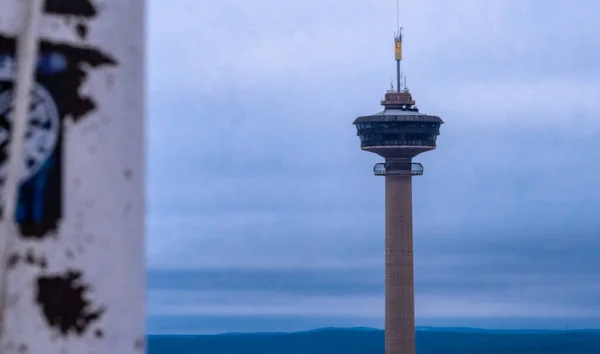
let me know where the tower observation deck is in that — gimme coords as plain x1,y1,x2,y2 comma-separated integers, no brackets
352,27,443,354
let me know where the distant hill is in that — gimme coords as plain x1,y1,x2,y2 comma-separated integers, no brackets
305,326,382,333
148,327,600,354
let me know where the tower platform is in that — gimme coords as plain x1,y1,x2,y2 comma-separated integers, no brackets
353,91,444,160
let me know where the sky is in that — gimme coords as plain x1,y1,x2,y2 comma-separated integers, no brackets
145,0,600,334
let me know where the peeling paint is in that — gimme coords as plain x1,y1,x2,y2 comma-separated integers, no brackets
35,270,105,336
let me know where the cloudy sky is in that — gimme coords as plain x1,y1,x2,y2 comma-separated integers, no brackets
145,0,600,334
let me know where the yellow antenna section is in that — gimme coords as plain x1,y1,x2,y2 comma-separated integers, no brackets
394,28,403,61
395,39,402,60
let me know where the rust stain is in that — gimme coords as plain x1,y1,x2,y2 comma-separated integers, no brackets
35,270,105,336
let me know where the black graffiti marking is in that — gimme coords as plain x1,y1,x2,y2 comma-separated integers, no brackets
36,270,105,336
6,253,19,269
0,36,118,122
6,250,47,269
44,0,98,18
0,34,117,239
75,22,89,40
25,249,36,264
24,249,48,269
39,256,47,269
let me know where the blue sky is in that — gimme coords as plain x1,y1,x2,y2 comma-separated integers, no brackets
145,0,600,334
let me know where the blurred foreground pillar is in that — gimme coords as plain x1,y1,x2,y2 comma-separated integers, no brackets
0,0,146,353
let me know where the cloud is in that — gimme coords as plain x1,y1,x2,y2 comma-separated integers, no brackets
146,267,600,332
147,269,382,295
148,290,382,317
146,0,600,331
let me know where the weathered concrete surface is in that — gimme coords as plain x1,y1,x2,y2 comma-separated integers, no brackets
0,1,145,353
385,173,415,354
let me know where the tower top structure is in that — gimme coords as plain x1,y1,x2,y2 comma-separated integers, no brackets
352,26,443,162
386,19,417,111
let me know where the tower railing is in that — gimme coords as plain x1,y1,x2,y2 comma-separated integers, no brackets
373,162,424,176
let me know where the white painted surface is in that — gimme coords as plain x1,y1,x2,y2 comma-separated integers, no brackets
0,1,146,353
0,0,44,342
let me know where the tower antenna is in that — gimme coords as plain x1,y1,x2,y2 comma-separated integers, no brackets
396,0,400,34
394,0,403,93
394,28,403,93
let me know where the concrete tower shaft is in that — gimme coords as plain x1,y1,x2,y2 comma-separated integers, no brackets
385,172,415,354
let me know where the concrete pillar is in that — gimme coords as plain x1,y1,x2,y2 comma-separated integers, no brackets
0,1,145,353
385,170,415,354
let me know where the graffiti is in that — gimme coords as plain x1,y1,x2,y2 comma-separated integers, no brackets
0,58,62,238
35,270,105,336
44,0,98,18
0,35,117,239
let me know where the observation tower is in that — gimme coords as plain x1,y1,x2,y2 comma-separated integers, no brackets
352,28,443,354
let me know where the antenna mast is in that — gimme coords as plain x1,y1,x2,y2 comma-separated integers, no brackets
394,0,403,92
396,0,400,32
